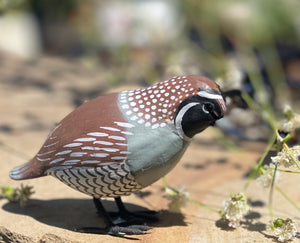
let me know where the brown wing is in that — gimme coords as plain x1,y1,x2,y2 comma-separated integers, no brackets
10,93,132,180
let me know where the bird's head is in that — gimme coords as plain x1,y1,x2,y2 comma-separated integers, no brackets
119,75,226,138
173,76,226,139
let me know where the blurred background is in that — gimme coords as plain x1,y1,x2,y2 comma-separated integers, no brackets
1,0,300,141
1,2,300,241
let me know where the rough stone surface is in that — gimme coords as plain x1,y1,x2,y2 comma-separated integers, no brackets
0,52,299,242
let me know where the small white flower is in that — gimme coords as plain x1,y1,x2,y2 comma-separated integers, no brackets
221,192,250,228
271,146,300,168
165,186,189,212
257,164,280,188
270,218,297,242
281,105,300,133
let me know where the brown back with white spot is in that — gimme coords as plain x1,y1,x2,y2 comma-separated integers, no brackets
119,75,220,128
10,93,130,179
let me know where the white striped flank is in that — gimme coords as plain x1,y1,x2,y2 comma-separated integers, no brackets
37,157,51,162
70,152,87,157
100,126,120,132
37,150,56,156
81,160,101,164
63,160,80,165
49,158,65,165
43,141,59,148
87,132,109,137
90,153,109,158
114,121,135,128
109,136,126,141
55,150,72,156
175,102,199,140
93,141,114,146
74,137,96,142
81,146,101,150
64,143,82,148
197,91,223,100
100,148,119,152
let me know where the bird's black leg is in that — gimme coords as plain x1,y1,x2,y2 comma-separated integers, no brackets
76,197,152,236
112,197,159,223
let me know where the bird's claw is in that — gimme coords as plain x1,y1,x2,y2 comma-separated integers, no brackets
108,210,159,223
76,225,152,236
108,225,152,235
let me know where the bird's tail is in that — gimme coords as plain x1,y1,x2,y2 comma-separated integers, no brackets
10,159,45,180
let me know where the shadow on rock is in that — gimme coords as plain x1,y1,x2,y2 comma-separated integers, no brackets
215,218,236,231
215,215,266,233
248,199,265,207
2,198,186,231
243,221,266,232
244,211,262,220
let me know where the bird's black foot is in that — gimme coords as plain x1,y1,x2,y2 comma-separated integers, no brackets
81,197,154,236
109,209,159,224
110,197,159,223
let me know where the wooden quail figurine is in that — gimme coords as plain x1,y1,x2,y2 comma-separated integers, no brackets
10,75,226,235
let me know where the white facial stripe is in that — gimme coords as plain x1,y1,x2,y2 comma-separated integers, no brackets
217,98,227,113
198,91,227,113
197,91,223,100
175,102,199,140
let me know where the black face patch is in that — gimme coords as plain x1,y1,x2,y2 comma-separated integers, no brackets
180,104,215,138
174,95,202,118
174,91,225,138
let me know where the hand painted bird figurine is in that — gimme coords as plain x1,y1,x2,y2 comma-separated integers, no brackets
10,75,226,235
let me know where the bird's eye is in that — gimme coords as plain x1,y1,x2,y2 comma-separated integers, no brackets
202,102,214,114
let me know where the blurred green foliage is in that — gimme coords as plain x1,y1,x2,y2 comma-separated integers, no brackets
0,0,26,13
0,184,34,206
1,0,299,110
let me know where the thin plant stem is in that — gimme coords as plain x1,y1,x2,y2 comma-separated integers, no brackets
264,167,300,174
275,186,300,212
163,177,168,189
243,132,277,191
268,163,278,217
189,199,220,214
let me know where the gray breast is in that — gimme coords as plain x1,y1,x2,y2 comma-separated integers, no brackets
125,123,189,187
118,90,190,188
